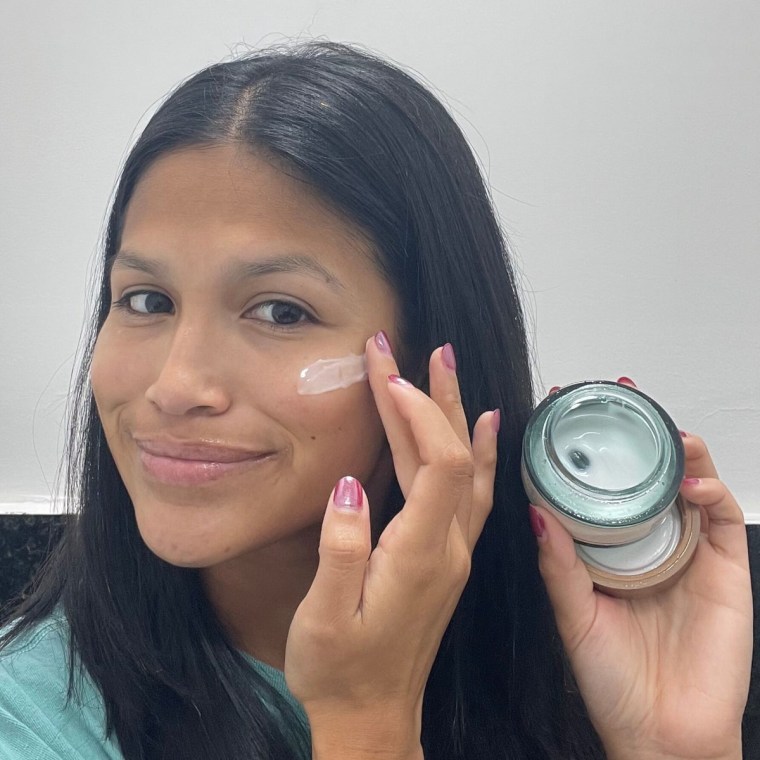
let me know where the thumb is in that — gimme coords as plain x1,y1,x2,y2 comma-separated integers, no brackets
304,476,372,621
530,504,599,654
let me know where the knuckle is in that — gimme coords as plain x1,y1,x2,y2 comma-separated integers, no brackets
295,612,339,646
684,434,708,455
407,551,471,589
412,561,440,586
320,530,368,565
443,388,463,411
479,445,498,470
439,441,474,484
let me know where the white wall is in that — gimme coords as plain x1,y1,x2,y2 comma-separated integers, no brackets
1,1,758,519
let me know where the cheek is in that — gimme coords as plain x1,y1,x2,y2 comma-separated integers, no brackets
90,327,154,414
283,380,387,469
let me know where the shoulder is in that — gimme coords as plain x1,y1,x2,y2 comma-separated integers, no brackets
1,607,68,664
0,610,73,701
0,610,122,759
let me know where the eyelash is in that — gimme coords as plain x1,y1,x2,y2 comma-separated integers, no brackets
111,290,317,331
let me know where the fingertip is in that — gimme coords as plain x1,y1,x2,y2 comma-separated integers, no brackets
388,374,414,388
441,342,457,373
472,409,499,447
528,504,547,542
530,506,587,574
375,329,394,356
682,432,707,455
321,476,371,562
332,476,365,513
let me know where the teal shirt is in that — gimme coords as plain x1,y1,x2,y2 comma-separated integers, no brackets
0,610,309,758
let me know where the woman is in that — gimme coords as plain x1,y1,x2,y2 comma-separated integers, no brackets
0,41,751,759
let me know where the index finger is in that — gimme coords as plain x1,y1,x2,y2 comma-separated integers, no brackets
383,375,475,552
428,343,472,453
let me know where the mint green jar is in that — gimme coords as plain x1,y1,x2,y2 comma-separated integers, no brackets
522,381,699,597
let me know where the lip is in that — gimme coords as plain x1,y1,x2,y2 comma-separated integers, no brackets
134,438,275,486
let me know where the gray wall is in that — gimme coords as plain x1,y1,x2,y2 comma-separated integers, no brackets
1,1,758,518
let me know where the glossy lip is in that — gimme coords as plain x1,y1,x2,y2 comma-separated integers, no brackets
134,437,276,486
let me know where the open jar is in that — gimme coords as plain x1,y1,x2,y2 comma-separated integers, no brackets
521,381,700,598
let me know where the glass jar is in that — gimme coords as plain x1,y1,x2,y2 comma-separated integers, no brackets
521,381,700,597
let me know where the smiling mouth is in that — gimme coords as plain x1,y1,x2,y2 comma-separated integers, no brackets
135,440,276,486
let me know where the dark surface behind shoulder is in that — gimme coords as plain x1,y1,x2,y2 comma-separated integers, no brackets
0,515,68,617
744,525,760,758
1,515,758,757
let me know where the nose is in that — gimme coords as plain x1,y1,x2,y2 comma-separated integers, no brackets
144,321,232,416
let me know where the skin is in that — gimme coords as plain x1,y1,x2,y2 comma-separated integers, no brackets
91,144,404,667
90,144,750,759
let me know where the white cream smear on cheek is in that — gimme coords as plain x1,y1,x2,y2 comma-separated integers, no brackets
297,353,368,395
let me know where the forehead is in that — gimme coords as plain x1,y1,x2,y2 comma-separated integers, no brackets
119,144,379,278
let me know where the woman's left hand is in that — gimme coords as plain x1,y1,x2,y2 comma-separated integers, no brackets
533,379,753,760
284,335,498,759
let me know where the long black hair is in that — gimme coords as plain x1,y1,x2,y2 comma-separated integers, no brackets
2,41,603,758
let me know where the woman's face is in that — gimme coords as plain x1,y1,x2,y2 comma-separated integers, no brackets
91,144,400,567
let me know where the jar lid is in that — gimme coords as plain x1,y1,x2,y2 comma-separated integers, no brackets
580,495,700,598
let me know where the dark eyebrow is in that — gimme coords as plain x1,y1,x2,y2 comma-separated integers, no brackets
109,250,346,291
232,255,345,290
108,251,168,279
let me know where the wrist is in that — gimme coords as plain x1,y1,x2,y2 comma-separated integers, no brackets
308,703,423,760
609,755,742,760
605,742,743,760
311,731,423,760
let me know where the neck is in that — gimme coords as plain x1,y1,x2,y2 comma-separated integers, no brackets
200,524,321,670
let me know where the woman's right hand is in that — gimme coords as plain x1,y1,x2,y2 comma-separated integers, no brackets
284,332,499,759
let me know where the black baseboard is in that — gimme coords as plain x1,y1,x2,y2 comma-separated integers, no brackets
2,516,759,756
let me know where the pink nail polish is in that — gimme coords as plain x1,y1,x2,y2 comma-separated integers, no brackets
682,477,700,486
491,408,501,434
617,376,636,387
548,386,560,395
679,430,689,438
375,330,393,356
442,343,456,372
334,476,363,510
529,505,546,540
388,374,413,387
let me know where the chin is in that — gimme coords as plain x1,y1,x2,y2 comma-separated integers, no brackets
139,532,234,568
130,500,243,568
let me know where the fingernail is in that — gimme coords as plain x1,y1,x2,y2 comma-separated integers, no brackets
491,408,501,434
441,343,456,372
375,330,393,356
529,505,547,540
617,376,636,387
388,374,413,387
680,430,689,438
548,386,560,394
683,477,700,486
334,476,364,510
